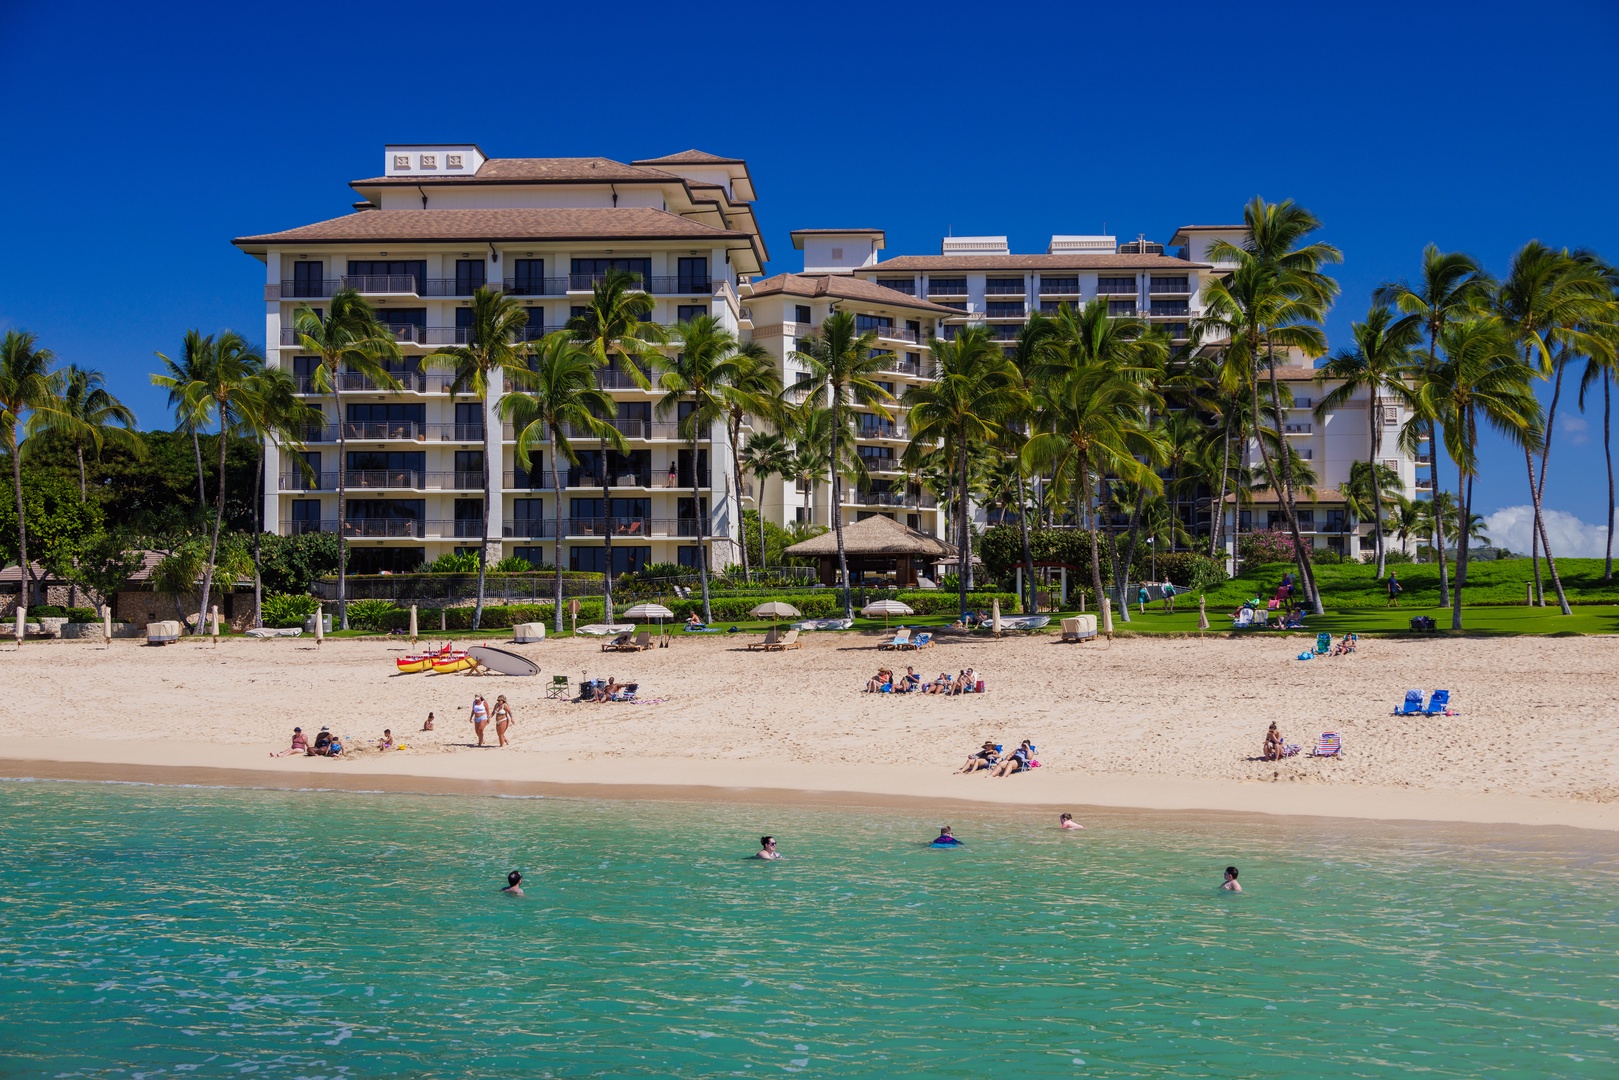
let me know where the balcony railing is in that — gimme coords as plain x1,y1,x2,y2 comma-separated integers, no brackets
594,368,664,390
280,519,487,539
301,422,486,443
1038,279,1080,295
281,279,342,299
983,281,1026,295
990,324,1022,341
1148,279,1191,294
1282,423,1313,435
880,356,935,378
875,279,917,295
501,517,710,539
278,470,484,491
566,274,712,293
290,372,461,395
875,325,920,344
1148,303,1190,316
926,280,968,296
856,421,907,440
279,326,477,348
503,469,713,490
843,490,938,509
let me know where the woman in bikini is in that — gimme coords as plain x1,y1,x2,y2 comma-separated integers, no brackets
470,694,490,746
1263,722,1286,761
492,695,514,747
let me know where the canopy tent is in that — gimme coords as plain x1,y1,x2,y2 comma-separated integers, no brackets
783,516,956,587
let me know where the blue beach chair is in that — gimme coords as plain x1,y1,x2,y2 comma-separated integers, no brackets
1424,690,1451,715
1394,689,1425,716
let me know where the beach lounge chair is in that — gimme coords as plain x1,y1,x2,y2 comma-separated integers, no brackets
601,632,634,652
1394,689,1425,716
629,631,653,651
877,627,911,650
907,631,934,650
747,628,780,651
765,629,801,652
1310,732,1342,757
1424,689,1451,715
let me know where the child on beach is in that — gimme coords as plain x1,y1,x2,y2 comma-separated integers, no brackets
422,712,435,732
377,729,396,751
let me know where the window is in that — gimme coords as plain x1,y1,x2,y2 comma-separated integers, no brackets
453,499,484,538
927,277,967,294
1238,510,1253,530
377,308,426,328
291,261,325,298
677,497,709,537
677,545,705,569
677,257,709,292
347,260,425,292
1148,301,1189,316
985,301,1025,318
455,402,484,440
513,546,549,567
571,258,651,287
345,499,425,524
453,451,484,489
1108,300,1137,316
855,314,894,336
454,307,476,340
677,304,706,323
906,320,920,340
984,277,1024,295
346,450,423,478
511,258,545,295
676,449,709,488
297,451,322,490
521,306,544,340
1097,276,1135,294
290,500,322,533
455,260,486,295
570,545,650,574
348,547,424,574
877,278,916,295
512,499,544,532
1039,276,1079,294
1148,276,1189,293
347,403,424,424
795,305,812,324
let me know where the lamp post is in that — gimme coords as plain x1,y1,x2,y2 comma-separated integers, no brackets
1148,536,1156,580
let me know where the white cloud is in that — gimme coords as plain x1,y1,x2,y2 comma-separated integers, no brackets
1483,505,1611,557
1560,416,1590,445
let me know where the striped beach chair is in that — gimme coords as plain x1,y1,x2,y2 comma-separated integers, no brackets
1310,732,1342,758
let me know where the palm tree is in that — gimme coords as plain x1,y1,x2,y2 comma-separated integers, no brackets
0,330,69,606
1577,260,1619,580
1202,199,1339,615
1376,246,1496,606
717,341,783,585
903,325,1021,615
784,429,830,535
42,366,140,498
652,315,752,623
1005,314,1060,612
153,329,217,512
500,332,626,634
1417,318,1542,628
739,430,791,577
427,286,536,631
1342,460,1405,554
292,289,403,629
568,269,665,622
1315,305,1421,577
1024,312,1164,616
1492,242,1613,613
1387,497,1425,557
152,331,265,631
788,312,895,619
235,365,321,627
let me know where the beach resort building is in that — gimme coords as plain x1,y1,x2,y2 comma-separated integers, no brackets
234,145,766,574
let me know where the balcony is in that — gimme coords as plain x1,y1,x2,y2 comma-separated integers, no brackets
989,324,1022,341
279,326,475,348
1148,302,1190,317
501,517,709,539
1038,278,1080,296
503,469,712,490
281,519,485,539
875,325,920,344
856,421,907,441
1148,278,1191,295
301,422,486,443
984,280,1026,296
290,372,460,395
566,274,712,294
502,276,570,297
926,280,968,297
843,490,937,509
278,470,484,492
1095,284,1137,297
880,355,935,378
594,368,664,391
875,279,917,296
1282,423,1313,435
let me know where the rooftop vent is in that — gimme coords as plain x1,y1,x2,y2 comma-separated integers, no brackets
1117,234,1165,255
941,236,1009,255
1047,235,1116,254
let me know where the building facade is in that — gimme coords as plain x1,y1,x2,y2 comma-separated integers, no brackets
235,146,766,575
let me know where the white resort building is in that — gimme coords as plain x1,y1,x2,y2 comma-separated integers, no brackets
237,146,1420,573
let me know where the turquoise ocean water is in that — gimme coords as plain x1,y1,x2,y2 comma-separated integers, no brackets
0,779,1615,1078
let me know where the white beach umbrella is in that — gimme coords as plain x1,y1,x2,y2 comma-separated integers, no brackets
750,600,802,630
861,599,914,629
625,603,674,631
991,597,1002,638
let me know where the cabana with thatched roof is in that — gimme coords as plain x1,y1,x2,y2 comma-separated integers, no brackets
784,515,956,587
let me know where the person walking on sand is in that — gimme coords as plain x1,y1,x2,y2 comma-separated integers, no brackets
492,695,514,747
1386,571,1402,608
470,694,490,746
1221,866,1242,892
1059,813,1084,830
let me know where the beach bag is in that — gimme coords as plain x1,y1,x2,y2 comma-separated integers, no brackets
975,680,985,693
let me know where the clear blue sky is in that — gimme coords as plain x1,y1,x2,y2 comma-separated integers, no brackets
3,0,1616,540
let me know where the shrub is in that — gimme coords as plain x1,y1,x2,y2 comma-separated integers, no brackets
1312,549,1343,566
1145,551,1226,591
426,551,481,573
1236,529,1297,569
262,592,320,628
27,605,67,618
346,598,400,631
492,556,534,574
938,573,961,591
65,606,99,622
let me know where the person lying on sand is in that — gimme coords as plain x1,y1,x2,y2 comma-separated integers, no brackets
271,727,308,757
1060,813,1084,830
990,740,1034,777
957,741,1000,774
754,836,782,860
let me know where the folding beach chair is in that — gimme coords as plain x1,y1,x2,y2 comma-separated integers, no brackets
908,632,934,650
546,674,570,700
1394,689,1425,715
1231,608,1254,629
1316,632,1332,655
1423,690,1451,715
1310,732,1342,757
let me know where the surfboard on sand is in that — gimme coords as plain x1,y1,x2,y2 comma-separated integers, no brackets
466,645,540,677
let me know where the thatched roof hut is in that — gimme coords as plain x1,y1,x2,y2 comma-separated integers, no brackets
784,516,956,586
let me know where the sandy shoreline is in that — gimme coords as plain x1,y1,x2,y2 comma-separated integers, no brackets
2,632,1616,833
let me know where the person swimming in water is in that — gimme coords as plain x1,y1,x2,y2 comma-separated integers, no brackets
931,826,962,847
1221,866,1242,892
1059,813,1084,830
502,870,524,895
755,836,781,860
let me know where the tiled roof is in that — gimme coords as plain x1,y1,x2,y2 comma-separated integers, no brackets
235,208,752,247
631,149,745,166
863,254,1209,271
1222,487,1346,504
783,514,956,557
746,274,961,315
352,156,682,186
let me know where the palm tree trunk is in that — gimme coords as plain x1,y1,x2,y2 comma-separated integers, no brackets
1250,359,1317,613
1369,396,1386,578
471,431,489,632
1263,355,1322,614
1532,359,1572,614
1451,434,1469,631
757,467,770,578
1208,412,1234,560
334,383,349,629
76,441,87,499
730,416,750,585
1085,462,1106,616
198,416,229,631
1606,371,1614,583
1116,484,1148,623
192,427,206,514
600,436,614,624
1014,468,1036,613
693,426,712,624
957,440,970,616
1529,453,1573,615
1423,328,1451,606
551,434,566,634
830,395,852,620
9,430,31,607
252,440,265,629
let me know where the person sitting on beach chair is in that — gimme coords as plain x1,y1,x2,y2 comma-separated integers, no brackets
901,666,923,693
926,671,953,695
1262,722,1299,760
957,741,1000,774
866,668,894,693
991,740,1035,777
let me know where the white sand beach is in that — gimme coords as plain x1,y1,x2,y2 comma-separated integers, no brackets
2,631,1615,830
